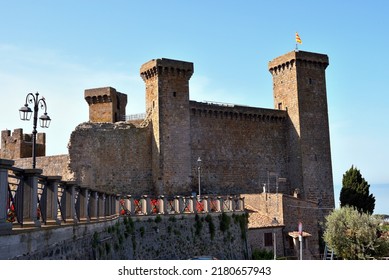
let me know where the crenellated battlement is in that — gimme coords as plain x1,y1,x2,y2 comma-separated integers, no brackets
140,58,194,81
84,87,127,123
269,50,328,75
0,128,45,160
190,101,287,123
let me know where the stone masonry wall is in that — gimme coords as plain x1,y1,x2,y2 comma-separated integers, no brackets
68,122,153,195
13,154,72,180
1,213,249,260
190,102,289,195
57,100,290,197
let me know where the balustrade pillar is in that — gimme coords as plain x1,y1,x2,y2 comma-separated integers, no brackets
188,196,194,213
141,195,149,215
105,194,111,218
45,176,61,225
193,196,198,214
78,187,89,223
0,159,14,234
110,194,116,218
98,193,105,220
89,191,98,221
226,197,233,212
158,195,165,214
109,194,116,218
126,195,134,215
237,197,245,211
202,196,209,213
215,196,221,212
64,182,77,223
21,169,43,228
219,197,225,212
115,195,120,217
174,196,181,213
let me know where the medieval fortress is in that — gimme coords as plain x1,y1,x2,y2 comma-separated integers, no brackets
1,50,335,259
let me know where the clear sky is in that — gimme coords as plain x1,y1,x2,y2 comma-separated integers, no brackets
1,1,388,210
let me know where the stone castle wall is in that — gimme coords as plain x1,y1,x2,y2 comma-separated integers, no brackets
13,154,72,180
59,101,291,197
68,122,153,195
189,102,289,195
2,213,249,260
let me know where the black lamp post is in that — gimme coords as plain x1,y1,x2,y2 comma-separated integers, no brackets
197,157,202,199
19,92,51,169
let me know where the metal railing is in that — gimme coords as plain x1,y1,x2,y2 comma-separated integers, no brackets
125,113,146,121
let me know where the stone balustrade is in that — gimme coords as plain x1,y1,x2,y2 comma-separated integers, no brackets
120,195,244,216
0,159,119,234
1,158,244,235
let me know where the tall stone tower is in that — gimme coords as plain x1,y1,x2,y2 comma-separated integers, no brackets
140,58,194,194
269,50,334,211
84,87,127,123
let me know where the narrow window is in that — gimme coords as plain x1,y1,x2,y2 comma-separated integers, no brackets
173,92,177,97
264,232,273,247
278,102,283,110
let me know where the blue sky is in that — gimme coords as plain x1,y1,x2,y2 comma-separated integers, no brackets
1,1,388,211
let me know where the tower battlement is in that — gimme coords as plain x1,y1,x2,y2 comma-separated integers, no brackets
140,58,194,81
84,86,127,123
268,50,328,73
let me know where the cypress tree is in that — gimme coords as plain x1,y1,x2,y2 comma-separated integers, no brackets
340,165,375,214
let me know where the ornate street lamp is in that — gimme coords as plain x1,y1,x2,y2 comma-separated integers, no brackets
19,92,51,169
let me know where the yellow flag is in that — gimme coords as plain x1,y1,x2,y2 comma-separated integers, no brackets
295,32,302,44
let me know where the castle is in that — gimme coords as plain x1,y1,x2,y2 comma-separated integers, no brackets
1,50,335,259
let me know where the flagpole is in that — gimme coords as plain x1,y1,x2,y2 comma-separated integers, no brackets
295,32,301,52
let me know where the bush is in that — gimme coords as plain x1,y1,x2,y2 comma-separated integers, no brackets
324,206,389,259
205,214,215,240
155,215,162,223
219,212,231,232
252,248,273,260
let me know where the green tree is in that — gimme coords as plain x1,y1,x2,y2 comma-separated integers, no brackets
323,206,388,259
340,165,375,214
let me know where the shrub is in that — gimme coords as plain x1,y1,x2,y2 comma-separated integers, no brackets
252,248,273,260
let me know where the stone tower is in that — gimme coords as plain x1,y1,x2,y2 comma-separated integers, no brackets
84,87,127,123
269,50,334,211
140,58,194,194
